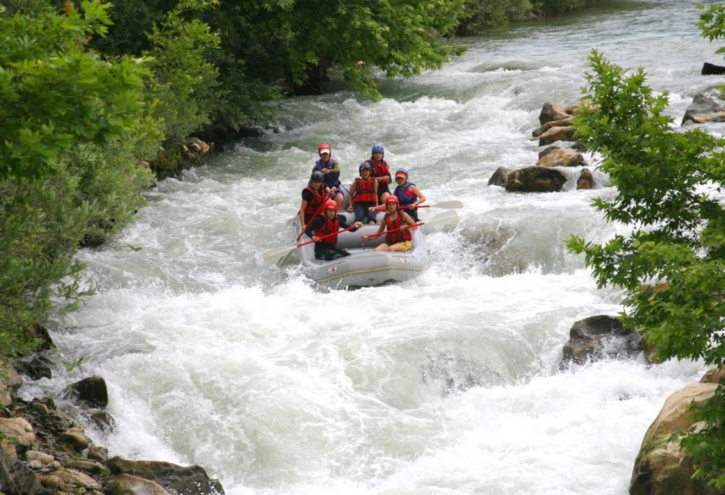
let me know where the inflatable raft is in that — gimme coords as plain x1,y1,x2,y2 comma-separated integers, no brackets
292,211,429,289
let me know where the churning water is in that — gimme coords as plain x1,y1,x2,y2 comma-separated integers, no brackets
21,1,725,493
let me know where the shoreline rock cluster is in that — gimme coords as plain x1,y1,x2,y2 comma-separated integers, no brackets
0,329,224,495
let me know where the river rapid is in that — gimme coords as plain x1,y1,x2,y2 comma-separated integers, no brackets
21,1,725,494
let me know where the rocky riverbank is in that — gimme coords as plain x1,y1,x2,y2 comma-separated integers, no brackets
0,327,224,495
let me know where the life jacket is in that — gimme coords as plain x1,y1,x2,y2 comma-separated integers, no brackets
315,215,340,245
353,177,376,203
394,182,416,208
385,214,412,244
314,159,341,188
304,185,326,217
366,159,390,183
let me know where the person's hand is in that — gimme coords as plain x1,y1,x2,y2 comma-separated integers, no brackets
362,235,369,241
322,168,329,173
354,221,363,228
347,205,353,212
400,225,407,231
312,236,320,242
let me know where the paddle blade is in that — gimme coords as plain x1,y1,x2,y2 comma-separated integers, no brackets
432,200,463,209
263,245,296,264
424,210,459,230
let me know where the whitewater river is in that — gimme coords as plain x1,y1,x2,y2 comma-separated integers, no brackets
21,0,725,494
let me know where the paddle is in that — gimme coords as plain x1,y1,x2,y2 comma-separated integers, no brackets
263,224,358,264
363,222,424,240
370,200,463,212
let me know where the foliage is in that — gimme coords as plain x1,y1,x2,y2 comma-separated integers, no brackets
0,0,150,181
697,2,725,57
567,50,725,487
143,0,221,160
457,0,533,35
533,0,589,16
0,1,157,359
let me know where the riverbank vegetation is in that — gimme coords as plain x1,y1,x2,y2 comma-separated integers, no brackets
568,5,725,488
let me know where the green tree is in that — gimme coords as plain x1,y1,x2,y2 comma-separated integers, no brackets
567,50,725,487
0,1,156,357
0,1,150,181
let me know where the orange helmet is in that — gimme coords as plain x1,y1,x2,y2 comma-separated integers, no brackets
324,199,338,210
318,143,332,156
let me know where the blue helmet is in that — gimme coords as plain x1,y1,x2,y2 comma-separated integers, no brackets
371,143,384,155
395,167,409,178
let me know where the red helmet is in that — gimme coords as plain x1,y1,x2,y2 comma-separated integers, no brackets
318,143,332,156
324,199,338,210
385,195,399,205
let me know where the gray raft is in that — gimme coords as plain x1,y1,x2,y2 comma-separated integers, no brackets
291,211,429,289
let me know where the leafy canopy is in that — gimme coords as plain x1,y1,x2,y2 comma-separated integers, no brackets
0,1,150,180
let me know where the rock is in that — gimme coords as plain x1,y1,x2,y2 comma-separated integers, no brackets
682,86,725,125
630,383,720,495
188,137,211,154
0,361,23,407
25,450,54,465
577,168,594,189
58,427,90,451
54,468,103,491
538,102,570,125
700,368,725,384
560,315,644,368
532,116,575,137
487,166,511,187
13,354,53,381
67,459,106,475
0,448,50,495
89,410,116,433
536,148,586,168
67,376,108,409
106,474,173,495
505,166,567,193
538,125,577,146
107,457,225,495
38,474,62,490
0,417,35,459
87,446,108,462
701,62,725,75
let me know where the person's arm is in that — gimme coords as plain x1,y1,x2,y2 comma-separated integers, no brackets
401,212,417,229
409,185,426,207
338,215,363,231
300,189,311,225
362,215,386,241
324,159,341,175
305,216,324,240
374,180,379,205
347,180,357,210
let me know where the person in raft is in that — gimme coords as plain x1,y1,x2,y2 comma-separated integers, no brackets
312,143,345,209
362,195,417,252
299,171,328,227
347,162,378,224
364,143,392,203
392,167,426,222
304,200,363,260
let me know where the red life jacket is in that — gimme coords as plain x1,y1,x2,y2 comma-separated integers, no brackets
367,159,390,184
304,186,326,217
353,177,376,203
384,214,411,244
315,216,340,245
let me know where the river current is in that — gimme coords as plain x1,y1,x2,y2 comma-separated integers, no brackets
21,1,725,494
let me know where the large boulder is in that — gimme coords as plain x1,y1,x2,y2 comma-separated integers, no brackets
681,86,725,125
630,382,722,495
487,166,511,187
107,457,225,495
0,449,51,495
536,147,586,168
67,376,108,409
538,125,577,146
560,315,644,368
505,166,567,193
538,102,571,125
0,418,35,459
